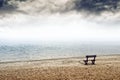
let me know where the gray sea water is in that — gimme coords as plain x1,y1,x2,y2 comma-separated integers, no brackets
0,42,120,62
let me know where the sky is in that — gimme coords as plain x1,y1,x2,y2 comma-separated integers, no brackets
0,0,120,44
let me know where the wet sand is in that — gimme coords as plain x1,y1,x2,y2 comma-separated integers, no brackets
0,55,120,80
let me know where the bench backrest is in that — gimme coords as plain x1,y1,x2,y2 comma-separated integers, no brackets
86,55,96,58
85,55,96,60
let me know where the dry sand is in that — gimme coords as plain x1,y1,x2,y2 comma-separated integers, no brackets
0,55,120,80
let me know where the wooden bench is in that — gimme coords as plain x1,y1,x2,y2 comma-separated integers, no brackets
83,55,96,65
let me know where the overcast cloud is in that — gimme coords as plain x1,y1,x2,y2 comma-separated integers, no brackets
0,0,120,43
0,0,120,17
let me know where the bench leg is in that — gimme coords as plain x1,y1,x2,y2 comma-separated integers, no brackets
85,61,88,65
92,61,95,65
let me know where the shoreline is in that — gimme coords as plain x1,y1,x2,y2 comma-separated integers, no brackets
0,54,120,64
0,54,120,68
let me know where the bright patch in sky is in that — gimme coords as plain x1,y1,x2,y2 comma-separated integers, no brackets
0,14,120,43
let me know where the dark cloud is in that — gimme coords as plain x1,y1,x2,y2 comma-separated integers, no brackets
0,0,4,7
0,0,67,16
1,0,120,17
0,0,27,18
73,0,120,14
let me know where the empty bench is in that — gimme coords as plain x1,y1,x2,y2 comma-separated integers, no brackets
83,55,96,65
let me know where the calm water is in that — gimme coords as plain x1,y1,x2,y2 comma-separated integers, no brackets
0,42,120,62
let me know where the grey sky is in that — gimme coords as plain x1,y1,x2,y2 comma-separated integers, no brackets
0,0,120,43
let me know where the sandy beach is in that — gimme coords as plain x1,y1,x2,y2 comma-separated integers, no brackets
0,55,120,80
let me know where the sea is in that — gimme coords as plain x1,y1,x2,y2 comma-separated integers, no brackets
0,42,120,62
